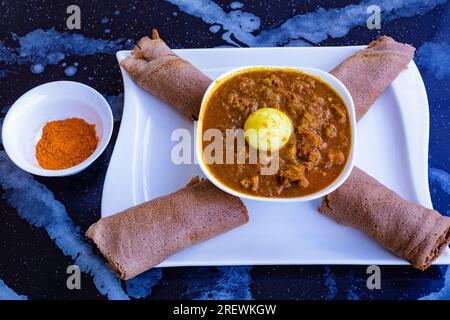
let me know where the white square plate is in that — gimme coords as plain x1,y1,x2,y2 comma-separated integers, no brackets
102,46,450,267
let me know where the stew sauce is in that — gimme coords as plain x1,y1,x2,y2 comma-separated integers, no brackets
201,68,351,198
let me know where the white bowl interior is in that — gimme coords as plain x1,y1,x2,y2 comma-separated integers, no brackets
196,66,357,202
2,81,113,176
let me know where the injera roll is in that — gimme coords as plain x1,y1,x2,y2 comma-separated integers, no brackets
319,167,450,271
120,31,212,121
86,180,248,280
330,35,415,121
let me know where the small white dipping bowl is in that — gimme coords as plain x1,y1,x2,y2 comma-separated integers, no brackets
2,81,113,177
196,66,357,202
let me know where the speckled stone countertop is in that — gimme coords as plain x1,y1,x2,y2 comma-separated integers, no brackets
0,0,449,300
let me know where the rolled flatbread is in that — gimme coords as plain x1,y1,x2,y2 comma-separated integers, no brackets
120,30,212,121
331,35,415,121
319,168,450,271
86,180,248,280
322,36,450,270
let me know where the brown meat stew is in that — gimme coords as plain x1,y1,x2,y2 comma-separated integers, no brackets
201,68,351,198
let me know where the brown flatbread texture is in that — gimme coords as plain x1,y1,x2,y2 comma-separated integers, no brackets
319,167,450,271
86,180,248,280
331,35,415,121
120,34,212,121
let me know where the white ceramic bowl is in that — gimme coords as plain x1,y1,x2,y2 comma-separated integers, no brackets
196,66,357,202
2,81,113,177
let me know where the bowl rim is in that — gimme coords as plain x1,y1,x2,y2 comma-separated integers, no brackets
196,65,357,202
2,80,114,177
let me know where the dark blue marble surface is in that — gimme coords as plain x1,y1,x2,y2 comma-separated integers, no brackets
0,0,449,300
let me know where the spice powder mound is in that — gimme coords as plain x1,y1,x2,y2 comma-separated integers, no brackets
36,118,99,170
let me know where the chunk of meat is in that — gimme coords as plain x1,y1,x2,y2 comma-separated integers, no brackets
226,93,255,111
279,165,309,188
305,148,321,169
262,74,283,87
226,93,243,110
324,124,337,138
324,150,345,169
286,144,298,164
298,126,321,148
300,111,321,129
239,77,255,94
261,87,282,107
297,142,321,169
330,104,346,123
